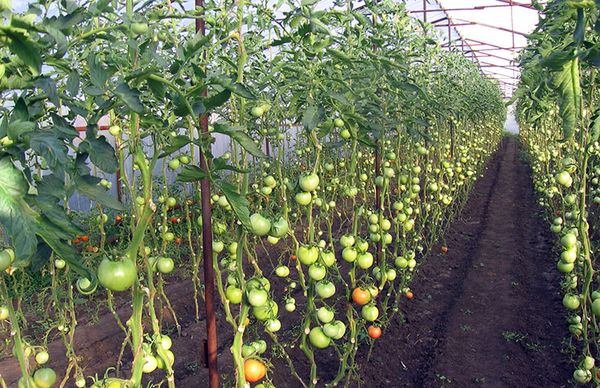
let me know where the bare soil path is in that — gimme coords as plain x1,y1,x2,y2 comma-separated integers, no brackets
362,137,571,387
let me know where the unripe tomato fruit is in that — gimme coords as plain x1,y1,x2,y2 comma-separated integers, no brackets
35,351,49,365
299,173,320,192
0,306,10,320
157,257,174,274
130,22,149,35
309,327,331,349
33,367,57,388
98,258,137,292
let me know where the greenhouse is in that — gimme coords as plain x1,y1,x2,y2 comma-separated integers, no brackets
0,0,598,387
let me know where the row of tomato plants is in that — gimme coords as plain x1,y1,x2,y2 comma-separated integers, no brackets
0,0,505,387
516,0,600,385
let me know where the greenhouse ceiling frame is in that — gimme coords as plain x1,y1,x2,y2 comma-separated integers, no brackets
409,0,544,97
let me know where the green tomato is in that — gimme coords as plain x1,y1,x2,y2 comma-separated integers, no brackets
320,250,336,267
242,344,256,357
166,197,177,207
557,260,574,273
356,240,369,253
583,356,595,370
555,171,573,188
213,241,224,253
168,159,181,170
357,252,374,270
142,355,158,373
315,280,336,299
226,286,243,304
323,322,340,338
591,298,600,317
265,318,282,333
109,125,121,136
295,191,312,205
0,305,10,320
342,247,357,263
298,245,319,265
563,294,580,310
573,369,591,384
270,217,289,238
0,248,14,271
35,351,49,365
317,307,334,323
308,264,326,281
157,257,175,274
251,106,265,117
299,173,320,192
340,235,355,248
253,339,267,354
331,320,346,339
250,213,272,237
130,22,149,35
561,248,577,263
263,175,276,188
334,118,344,128
247,288,269,307
54,259,66,269
33,368,57,388
98,258,137,292
361,304,379,321
253,300,278,321
340,129,351,139
275,265,290,278
309,327,331,349
179,155,191,165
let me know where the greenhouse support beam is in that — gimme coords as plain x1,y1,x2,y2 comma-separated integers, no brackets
195,0,219,387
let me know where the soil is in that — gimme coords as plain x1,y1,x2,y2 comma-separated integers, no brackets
0,137,572,387
359,138,572,387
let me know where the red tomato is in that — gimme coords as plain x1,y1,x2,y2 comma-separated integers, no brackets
368,325,382,339
244,359,266,383
352,288,371,305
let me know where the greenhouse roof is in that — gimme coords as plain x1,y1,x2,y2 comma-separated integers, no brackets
406,0,544,98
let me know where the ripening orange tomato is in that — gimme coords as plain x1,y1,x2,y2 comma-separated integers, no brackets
81,235,89,242
441,246,448,254
405,291,414,300
175,237,183,245
244,359,266,383
368,325,382,339
352,288,371,305
290,255,297,261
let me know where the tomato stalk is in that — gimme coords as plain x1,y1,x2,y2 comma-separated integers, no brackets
0,278,30,387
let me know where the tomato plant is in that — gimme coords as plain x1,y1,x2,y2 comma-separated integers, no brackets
0,0,505,387
516,1,600,383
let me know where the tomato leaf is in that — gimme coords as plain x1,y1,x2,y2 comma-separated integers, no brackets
74,174,124,210
3,26,42,75
79,135,119,173
114,82,144,113
212,122,266,158
87,53,114,89
302,105,324,131
29,131,71,173
176,165,207,182
0,157,38,262
158,135,191,158
204,89,231,111
216,181,251,228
